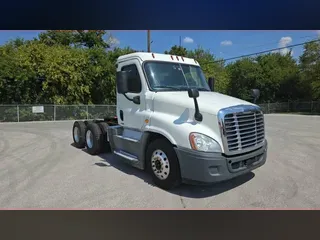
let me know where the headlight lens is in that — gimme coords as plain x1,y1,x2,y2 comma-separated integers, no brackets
189,132,222,152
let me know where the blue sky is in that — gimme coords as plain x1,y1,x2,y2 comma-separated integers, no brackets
0,30,319,63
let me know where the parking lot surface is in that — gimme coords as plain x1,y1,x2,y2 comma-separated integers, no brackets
0,114,319,209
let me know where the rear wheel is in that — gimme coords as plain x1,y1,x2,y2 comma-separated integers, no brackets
97,122,111,153
146,138,181,190
85,122,103,155
72,121,86,148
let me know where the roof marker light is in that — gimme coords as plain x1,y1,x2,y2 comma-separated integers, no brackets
152,53,155,58
181,56,184,61
176,56,179,61
171,55,174,60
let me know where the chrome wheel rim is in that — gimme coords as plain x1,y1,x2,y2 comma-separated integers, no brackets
86,130,93,149
73,126,80,143
151,149,170,180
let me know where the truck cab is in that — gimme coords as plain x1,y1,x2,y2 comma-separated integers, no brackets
72,52,267,190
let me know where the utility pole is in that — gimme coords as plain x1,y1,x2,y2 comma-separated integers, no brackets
179,36,182,47
147,30,151,52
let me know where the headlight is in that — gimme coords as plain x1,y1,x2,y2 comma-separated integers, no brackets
189,132,222,153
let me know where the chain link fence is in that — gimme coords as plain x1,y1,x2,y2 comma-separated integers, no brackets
259,101,320,114
0,101,319,123
0,104,116,122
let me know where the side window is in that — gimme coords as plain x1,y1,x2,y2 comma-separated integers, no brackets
121,64,142,93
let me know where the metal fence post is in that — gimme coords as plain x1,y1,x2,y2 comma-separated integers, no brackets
17,105,20,122
311,101,313,113
267,102,270,114
86,105,89,119
53,105,56,121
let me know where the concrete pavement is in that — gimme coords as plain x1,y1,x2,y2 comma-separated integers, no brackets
0,114,319,209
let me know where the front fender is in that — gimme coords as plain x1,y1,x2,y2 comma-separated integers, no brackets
146,112,224,151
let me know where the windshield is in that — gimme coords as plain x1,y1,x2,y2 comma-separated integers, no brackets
143,61,211,91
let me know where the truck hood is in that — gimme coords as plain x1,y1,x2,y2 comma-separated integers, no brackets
153,91,256,115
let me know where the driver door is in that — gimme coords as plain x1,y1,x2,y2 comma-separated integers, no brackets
116,59,146,131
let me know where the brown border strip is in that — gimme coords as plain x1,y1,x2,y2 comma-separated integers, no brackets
0,210,319,239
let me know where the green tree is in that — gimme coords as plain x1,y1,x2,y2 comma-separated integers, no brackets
3,33,319,108
226,53,303,102
74,30,109,48
38,30,110,49
226,58,263,101
6,37,28,48
12,41,92,104
0,40,47,104
101,47,137,104
81,46,137,104
0,44,22,103
299,41,320,100
256,53,301,102
38,31,75,47
164,45,188,56
187,47,230,94
0,33,137,106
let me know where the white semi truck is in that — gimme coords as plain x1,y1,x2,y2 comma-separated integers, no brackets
72,52,267,190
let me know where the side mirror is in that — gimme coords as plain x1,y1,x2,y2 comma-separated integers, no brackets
116,71,130,94
116,71,140,105
251,89,260,103
208,77,215,91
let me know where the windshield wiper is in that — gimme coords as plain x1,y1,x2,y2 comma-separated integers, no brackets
153,86,188,91
154,86,210,92
196,87,210,91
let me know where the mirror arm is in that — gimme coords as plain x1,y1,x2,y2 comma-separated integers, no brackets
123,93,140,105
123,93,133,102
187,88,203,122
193,98,203,122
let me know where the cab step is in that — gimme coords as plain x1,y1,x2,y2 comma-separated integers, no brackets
114,135,139,143
113,150,139,162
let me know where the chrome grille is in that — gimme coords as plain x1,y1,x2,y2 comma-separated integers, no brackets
218,105,265,154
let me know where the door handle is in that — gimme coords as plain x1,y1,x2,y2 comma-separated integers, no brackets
120,110,124,121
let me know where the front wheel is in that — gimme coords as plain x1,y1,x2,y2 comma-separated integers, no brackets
146,138,181,190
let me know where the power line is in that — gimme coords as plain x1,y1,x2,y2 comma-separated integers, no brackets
213,39,320,64
221,34,317,56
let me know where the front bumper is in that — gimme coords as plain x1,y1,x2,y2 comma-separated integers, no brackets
174,140,268,185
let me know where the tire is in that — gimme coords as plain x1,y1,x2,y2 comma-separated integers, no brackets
85,122,103,155
97,122,111,153
72,121,86,148
146,138,181,190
